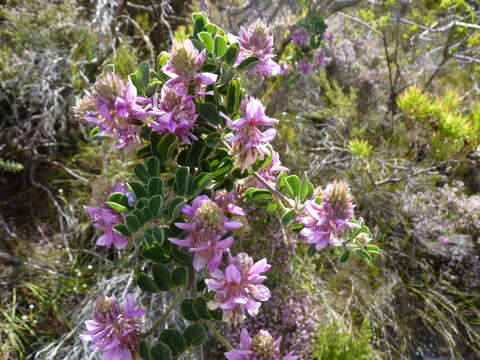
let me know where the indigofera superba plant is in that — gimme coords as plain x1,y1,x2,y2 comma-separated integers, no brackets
74,13,378,360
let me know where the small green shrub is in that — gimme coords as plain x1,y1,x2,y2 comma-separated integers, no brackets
313,318,379,360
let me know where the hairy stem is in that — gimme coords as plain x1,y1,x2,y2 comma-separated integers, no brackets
143,287,185,338
202,320,234,350
189,268,205,360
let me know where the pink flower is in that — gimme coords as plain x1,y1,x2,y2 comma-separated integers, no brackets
213,190,247,216
162,39,217,96
84,182,130,249
80,294,146,360
314,49,331,68
438,236,450,244
74,74,150,151
324,33,335,42
225,329,298,360
223,97,278,171
169,195,244,271
205,252,271,325
296,59,313,75
279,61,292,76
237,20,280,76
299,181,358,251
291,28,309,46
148,88,198,144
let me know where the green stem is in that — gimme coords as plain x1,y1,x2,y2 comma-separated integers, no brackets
202,320,234,350
143,287,185,338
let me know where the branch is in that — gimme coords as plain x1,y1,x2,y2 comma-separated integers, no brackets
328,0,362,14
143,287,185,338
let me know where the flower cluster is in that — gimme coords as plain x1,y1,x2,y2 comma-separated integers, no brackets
237,20,280,76
291,28,310,46
206,252,271,326
224,97,278,171
299,181,358,250
225,329,298,360
162,39,217,96
84,182,130,249
148,88,198,144
288,31,333,76
296,59,314,75
74,74,150,151
80,294,146,360
169,194,244,271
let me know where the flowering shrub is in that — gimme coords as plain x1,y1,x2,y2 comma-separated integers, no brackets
282,17,333,76
76,13,377,360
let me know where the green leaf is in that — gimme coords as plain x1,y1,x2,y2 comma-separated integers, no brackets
157,133,177,163
226,80,241,114
292,223,304,232
158,329,187,357
139,340,152,360
150,341,172,360
147,157,160,177
153,228,165,245
192,12,208,36
237,56,260,72
113,224,131,237
281,209,296,226
183,324,208,347
339,250,350,263
148,177,164,197
149,195,164,218
137,145,152,159
157,52,168,68
90,127,100,137
102,64,115,74
198,102,219,125
365,244,380,254
285,175,301,198
171,246,193,266
175,167,190,196
245,188,273,206
136,62,151,89
306,181,315,200
135,208,148,225
214,36,227,57
276,171,287,191
134,164,150,183
266,202,278,212
106,201,127,212
208,308,223,321
169,197,186,221
137,273,160,293
152,264,172,291
299,175,310,202
125,214,140,233
198,32,214,52
224,43,239,65
143,231,155,245
128,181,148,199
193,297,211,319
142,244,171,263
355,248,372,262
130,73,144,95
186,140,206,168
181,298,200,321
190,173,211,195
108,192,129,208
171,267,187,287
